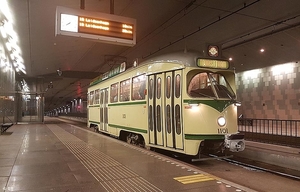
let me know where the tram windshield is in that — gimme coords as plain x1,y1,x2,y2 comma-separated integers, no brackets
188,72,236,99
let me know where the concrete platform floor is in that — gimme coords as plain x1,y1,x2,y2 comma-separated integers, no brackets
0,122,255,192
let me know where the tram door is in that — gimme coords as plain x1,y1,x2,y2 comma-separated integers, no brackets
148,74,164,146
148,70,183,149
100,88,108,131
165,71,183,149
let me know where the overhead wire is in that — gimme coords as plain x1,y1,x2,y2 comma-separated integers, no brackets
140,0,261,59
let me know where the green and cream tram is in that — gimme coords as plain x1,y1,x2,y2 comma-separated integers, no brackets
88,50,245,160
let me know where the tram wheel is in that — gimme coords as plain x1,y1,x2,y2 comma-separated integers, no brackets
126,133,145,147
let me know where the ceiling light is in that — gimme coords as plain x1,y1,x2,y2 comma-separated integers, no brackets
229,57,233,61
260,48,265,53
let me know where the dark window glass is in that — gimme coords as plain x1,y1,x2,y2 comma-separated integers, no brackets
188,72,236,99
110,83,118,103
175,74,180,98
175,105,181,134
89,91,94,105
166,76,171,98
104,107,108,124
157,77,161,99
100,108,103,122
149,79,153,99
132,74,146,100
94,89,100,104
156,105,161,132
100,91,104,104
188,73,215,98
166,105,171,134
120,79,130,101
149,106,153,131
105,89,108,103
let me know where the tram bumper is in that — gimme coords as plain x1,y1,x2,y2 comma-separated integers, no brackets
224,133,245,152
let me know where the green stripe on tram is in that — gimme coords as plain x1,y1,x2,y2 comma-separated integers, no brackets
108,101,147,107
185,134,225,140
89,105,100,108
109,124,147,134
183,99,235,112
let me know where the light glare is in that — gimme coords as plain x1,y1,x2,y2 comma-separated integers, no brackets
271,63,294,76
0,0,26,74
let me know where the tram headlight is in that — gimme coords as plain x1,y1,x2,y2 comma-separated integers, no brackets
234,101,241,107
217,116,226,127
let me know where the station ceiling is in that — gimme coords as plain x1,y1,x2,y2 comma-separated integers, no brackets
4,0,300,111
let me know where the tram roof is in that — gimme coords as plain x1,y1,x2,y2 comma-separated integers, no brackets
143,51,201,67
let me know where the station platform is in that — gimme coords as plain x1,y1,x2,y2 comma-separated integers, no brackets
0,118,256,192
60,115,300,174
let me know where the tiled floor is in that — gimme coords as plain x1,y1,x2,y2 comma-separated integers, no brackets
0,121,252,192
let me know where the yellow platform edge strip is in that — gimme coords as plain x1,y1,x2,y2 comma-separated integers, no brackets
174,174,216,184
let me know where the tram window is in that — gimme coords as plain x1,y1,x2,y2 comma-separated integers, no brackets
188,72,236,99
100,108,103,122
166,76,171,98
132,74,146,100
100,91,103,104
175,104,181,134
175,74,181,98
149,106,153,131
149,78,153,99
104,107,108,124
110,83,119,103
157,77,161,99
188,73,215,98
211,74,236,99
120,79,130,101
105,89,108,103
156,105,161,132
94,89,100,104
166,105,171,134
89,91,94,105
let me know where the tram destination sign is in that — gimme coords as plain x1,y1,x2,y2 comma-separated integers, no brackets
55,6,136,46
197,59,229,69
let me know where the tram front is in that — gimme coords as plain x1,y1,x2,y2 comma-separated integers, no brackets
183,58,245,158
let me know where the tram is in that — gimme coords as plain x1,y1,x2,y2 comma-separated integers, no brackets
87,48,245,160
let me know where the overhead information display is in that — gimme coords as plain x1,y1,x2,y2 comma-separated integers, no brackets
55,6,136,46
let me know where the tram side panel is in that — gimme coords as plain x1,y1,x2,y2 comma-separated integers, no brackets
89,106,101,126
108,103,148,141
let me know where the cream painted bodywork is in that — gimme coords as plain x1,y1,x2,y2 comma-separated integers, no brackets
88,52,240,156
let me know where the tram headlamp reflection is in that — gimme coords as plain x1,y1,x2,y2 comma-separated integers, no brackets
217,116,226,127
188,103,199,107
188,103,199,110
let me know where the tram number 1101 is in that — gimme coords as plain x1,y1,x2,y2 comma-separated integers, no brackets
218,128,228,134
